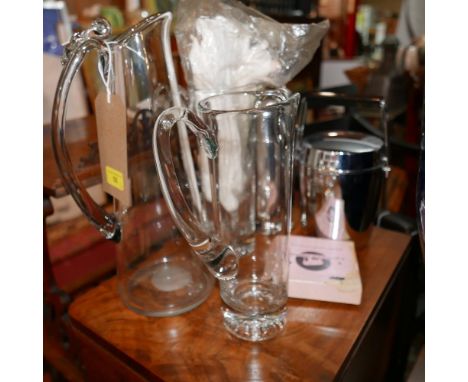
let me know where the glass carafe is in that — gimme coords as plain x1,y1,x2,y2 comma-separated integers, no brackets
51,13,213,317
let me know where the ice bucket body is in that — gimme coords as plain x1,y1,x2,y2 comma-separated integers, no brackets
300,131,385,245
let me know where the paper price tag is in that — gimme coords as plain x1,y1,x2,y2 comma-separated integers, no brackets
95,92,132,207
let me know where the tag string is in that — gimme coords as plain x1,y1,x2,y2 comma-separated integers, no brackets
97,40,116,103
97,41,149,103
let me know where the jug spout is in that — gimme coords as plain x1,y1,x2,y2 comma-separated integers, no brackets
153,107,239,280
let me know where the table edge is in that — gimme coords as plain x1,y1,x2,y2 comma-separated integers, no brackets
70,316,160,381
334,234,413,380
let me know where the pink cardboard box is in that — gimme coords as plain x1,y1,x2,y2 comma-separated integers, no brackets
288,235,363,305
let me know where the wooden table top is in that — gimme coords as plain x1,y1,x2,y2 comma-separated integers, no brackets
69,226,411,381
43,116,102,198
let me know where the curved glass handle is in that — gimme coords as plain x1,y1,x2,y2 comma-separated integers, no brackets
153,107,238,280
51,19,120,242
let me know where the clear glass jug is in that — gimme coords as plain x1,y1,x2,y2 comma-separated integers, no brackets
153,89,300,340
51,13,213,317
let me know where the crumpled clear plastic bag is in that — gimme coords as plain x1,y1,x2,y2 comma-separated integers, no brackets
173,0,329,213
174,0,329,99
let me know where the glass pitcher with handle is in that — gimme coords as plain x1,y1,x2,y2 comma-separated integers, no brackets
51,13,213,317
153,89,300,340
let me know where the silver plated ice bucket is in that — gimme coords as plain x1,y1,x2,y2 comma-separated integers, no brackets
300,130,387,246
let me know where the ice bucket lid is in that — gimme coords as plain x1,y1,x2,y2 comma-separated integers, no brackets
303,131,384,174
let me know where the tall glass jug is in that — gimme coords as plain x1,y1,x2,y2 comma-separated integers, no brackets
153,89,300,340
51,13,213,317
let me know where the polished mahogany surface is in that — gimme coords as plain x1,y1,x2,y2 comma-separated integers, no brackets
69,227,411,381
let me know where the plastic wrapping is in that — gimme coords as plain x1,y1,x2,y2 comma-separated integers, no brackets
174,0,329,101
172,0,329,224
